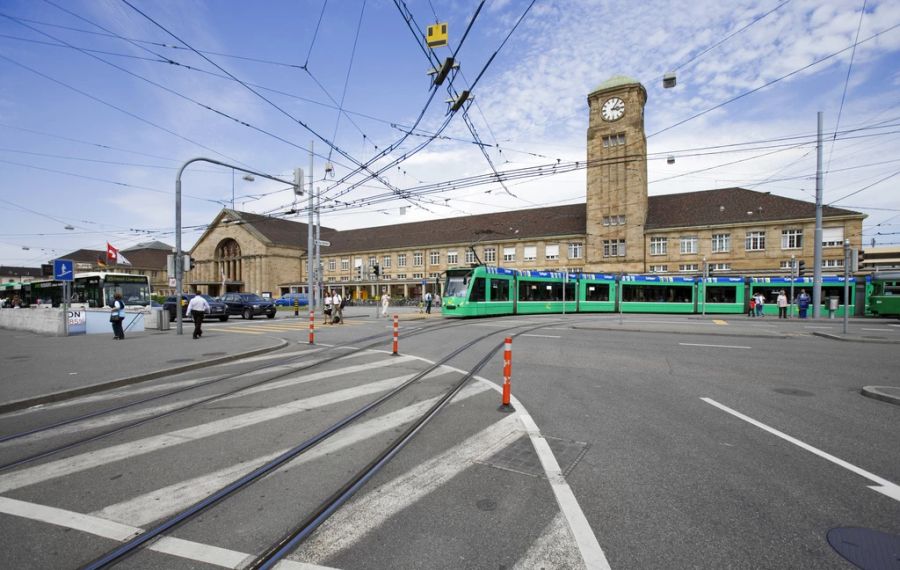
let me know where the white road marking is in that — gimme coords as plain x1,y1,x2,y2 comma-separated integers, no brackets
0,496,332,569
702,397,900,502
291,413,522,564
679,342,751,349
237,348,326,363
514,512,586,570
522,334,561,339
0,372,421,493
862,328,894,332
803,325,834,329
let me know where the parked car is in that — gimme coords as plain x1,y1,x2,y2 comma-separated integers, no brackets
162,294,229,322
222,292,276,319
274,293,309,307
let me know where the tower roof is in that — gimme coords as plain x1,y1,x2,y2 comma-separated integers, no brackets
590,75,641,94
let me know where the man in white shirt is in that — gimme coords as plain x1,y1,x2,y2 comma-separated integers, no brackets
186,294,210,339
332,291,343,324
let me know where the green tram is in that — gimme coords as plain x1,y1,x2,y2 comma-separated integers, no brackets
865,272,900,317
749,276,855,317
619,274,695,313
698,277,746,314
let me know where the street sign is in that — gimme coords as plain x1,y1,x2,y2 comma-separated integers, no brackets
315,239,331,247
54,259,74,281
168,277,177,287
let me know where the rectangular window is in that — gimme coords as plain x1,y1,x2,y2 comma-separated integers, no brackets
822,227,844,247
618,215,626,225
490,279,510,302
602,133,626,147
398,254,407,267
679,264,699,272
602,216,610,226
602,239,626,257
382,274,391,280
484,247,496,263
680,237,698,254
779,260,793,270
368,256,376,267
649,265,668,273
412,273,424,279
711,233,730,253
568,243,583,259
354,257,363,268
545,244,559,260
429,251,439,265
503,247,516,262
710,263,731,271
396,273,406,279
328,259,336,272
781,229,803,250
382,255,391,268
650,237,667,256
822,258,844,268
745,231,766,251
341,259,349,271
447,251,458,265
523,246,537,261
465,249,475,264
413,252,423,266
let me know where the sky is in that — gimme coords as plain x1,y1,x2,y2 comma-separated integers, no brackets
1,0,899,268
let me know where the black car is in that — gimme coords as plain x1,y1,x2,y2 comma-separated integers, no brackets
221,292,276,319
162,294,229,322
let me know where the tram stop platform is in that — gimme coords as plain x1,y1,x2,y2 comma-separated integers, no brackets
0,327,286,414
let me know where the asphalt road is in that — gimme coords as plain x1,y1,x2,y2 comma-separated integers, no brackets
0,313,897,569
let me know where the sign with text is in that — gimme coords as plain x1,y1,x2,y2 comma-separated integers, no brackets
67,309,86,335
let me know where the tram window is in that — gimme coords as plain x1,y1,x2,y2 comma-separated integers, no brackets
519,281,559,301
705,286,736,304
564,282,576,300
489,279,510,302
469,278,486,302
585,284,610,302
622,285,692,303
445,276,469,298
819,288,846,305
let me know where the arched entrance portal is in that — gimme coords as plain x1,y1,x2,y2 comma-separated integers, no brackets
210,238,243,296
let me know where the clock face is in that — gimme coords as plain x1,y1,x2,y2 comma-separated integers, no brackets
601,97,625,121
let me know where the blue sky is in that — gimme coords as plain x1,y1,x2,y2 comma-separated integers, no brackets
1,0,899,267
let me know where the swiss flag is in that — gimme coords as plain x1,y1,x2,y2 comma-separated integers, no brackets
107,242,118,264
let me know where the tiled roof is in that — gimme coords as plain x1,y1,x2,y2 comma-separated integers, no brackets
229,211,337,248
58,249,106,263
0,266,44,278
645,187,862,230
57,248,166,269
122,240,172,252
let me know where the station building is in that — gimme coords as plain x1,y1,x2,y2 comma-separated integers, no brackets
185,76,865,299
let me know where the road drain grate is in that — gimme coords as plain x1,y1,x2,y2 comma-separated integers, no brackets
477,435,589,479
827,527,900,569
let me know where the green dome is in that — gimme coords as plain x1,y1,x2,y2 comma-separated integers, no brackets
590,75,641,94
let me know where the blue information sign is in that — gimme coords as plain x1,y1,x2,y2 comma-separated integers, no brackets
54,259,74,282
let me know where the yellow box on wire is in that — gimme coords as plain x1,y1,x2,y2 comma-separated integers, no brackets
426,22,448,48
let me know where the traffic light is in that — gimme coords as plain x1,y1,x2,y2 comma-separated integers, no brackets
797,260,806,276
183,254,196,272
356,266,362,280
373,263,380,277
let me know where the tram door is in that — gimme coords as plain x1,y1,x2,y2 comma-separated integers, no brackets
468,277,487,316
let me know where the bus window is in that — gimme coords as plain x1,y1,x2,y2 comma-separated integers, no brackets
489,279,510,302
469,278,486,302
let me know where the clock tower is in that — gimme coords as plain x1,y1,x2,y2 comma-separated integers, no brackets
585,76,648,272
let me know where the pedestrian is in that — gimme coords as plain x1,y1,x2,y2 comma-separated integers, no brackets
425,290,433,314
381,290,391,318
777,290,788,319
323,289,333,324
187,294,210,339
797,289,811,319
110,292,126,340
755,293,765,317
332,290,343,324
748,296,756,317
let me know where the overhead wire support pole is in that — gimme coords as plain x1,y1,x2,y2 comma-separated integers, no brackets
813,112,824,318
308,141,315,316
175,157,298,335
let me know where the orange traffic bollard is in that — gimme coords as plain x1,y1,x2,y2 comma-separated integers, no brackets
308,310,315,344
499,336,514,412
392,314,399,355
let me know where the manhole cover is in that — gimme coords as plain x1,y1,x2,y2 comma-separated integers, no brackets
477,435,589,478
773,388,815,397
202,352,227,357
827,527,900,569
166,358,194,364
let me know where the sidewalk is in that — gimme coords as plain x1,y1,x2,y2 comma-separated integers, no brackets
0,327,286,414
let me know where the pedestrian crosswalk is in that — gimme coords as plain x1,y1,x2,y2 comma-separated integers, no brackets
217,319,365,334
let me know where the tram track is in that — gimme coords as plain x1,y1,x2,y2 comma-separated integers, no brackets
78,319,560,569
0,318,470,472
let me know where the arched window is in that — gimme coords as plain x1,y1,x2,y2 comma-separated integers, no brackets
215,238,242,283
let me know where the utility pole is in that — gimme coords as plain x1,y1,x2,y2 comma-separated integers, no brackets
813,112,824,318
307,141,314,314
789,254,796,319
701,257,708,316
562,268,567,316
843,239,850,334
315,187,322,312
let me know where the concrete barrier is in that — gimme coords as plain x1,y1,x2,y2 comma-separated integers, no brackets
0,308,66,336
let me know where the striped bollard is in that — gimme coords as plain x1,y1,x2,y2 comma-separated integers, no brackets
308,310,315,345
499,336,514,413
392,314,399,355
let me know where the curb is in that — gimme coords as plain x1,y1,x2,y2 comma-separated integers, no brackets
811,331,900,345
570,325,788,339
861,386,900,406
0,338,289,415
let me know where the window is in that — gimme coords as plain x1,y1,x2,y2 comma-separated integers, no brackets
429,272,441,279
822,227,844,247
710,263,731,271
490,279,510,302
711,233,730,253
447,251,458,265
382,255,392,268
341,276,349,282
397,254,407,267
328,259,336,271
568,243,583,259
412,273,424,279
618,215,625,225
781,229,802,250
822,259,844,268
745,231,766,251
368,256,376,267
602,215,626,226
679,264,699,272
396,273,407,279
484,247,496,263
503,247,516,262
779,260,793,270
469,278,486,302
602,133,626,147
413,252,423,266
341,259,349,271
650,237,667,256
680,237,698,254
585,283,611,301
649,265,668,273
429,251,439,265
545,244,559,260
602,239,626,257
354,257,363,268
382,274,391,280
465,249,475,264
523,246,537,261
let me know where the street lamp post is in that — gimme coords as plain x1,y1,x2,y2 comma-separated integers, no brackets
175,157,301,335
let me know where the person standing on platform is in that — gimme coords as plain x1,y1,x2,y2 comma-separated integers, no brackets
797,289,811,319
323,290,333,325
187,294,210,339
381,290,391,318
777,290,788,319
110,292,126,340
755,293,765,317
424,291,433,314
332,290,343,324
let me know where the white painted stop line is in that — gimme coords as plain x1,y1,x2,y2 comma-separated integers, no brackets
679,342,751,349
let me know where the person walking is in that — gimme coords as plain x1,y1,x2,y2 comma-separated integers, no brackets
755,293,765,317
777,290,788,319
332,290,343,324
381,290,391,318
797,289,811,319
110,292,126,340
748,295,756,317
424,291,433,314
187,294,210,339
323,289,333,324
